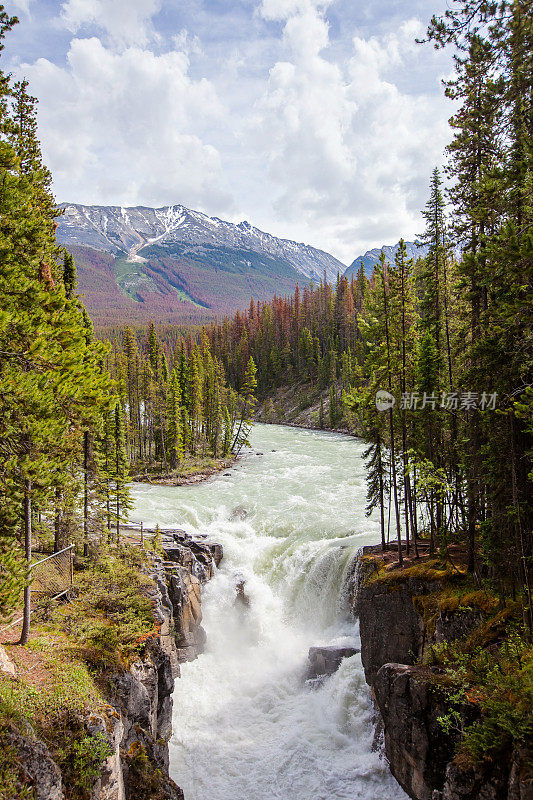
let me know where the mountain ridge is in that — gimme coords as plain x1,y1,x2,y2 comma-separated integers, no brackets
57,202,345,283
56,202,347,326
344,240,430,278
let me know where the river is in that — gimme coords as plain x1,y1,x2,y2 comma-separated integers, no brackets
131,423,407,800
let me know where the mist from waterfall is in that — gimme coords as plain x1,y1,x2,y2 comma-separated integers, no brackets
131,424,407,800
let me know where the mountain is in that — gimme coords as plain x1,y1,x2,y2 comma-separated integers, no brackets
56,203,346,326
344,241,430,278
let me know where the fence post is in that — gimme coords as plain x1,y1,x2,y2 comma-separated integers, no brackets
141,521,144,548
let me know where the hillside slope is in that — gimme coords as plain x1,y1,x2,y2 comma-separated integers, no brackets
57,203,346,325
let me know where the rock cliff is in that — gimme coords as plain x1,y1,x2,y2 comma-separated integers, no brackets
5,532,221,800
354,546,533,800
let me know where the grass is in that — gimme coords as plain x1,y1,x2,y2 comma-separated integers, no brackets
113,256,159,299
0,545,160,799
361,548,532,775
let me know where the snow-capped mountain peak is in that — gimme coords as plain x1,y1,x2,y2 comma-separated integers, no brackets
57,202,345,283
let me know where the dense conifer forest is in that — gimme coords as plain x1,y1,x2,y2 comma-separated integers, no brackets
0,0,531,788
106,323,257,472
0,8,256,640
195,0,533,635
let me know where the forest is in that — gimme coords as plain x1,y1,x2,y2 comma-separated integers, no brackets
194,0,533,634
0,7,257,641
0,0,531,788
0,0,531,634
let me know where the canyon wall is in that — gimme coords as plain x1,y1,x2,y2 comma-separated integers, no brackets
355,546,532,800
5,532,221,800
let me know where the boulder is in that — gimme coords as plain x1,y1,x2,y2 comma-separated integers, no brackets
0,643,15,676
306,645,359,679
235,579,250,608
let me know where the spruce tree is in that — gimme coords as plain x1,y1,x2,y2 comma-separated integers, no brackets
63,252,76,299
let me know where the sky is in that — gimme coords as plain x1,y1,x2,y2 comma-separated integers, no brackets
4,0,455,265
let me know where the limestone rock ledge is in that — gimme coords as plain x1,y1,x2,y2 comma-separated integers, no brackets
354,546,533,800
7,533,221,800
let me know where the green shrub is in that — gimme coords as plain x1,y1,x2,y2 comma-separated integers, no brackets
57,731,113,799
432,631,533,771
51,547,157,670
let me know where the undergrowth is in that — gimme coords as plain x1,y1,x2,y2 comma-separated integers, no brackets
0,638,110,799
429,631,533,772
51,544,157,671
0,544,158,798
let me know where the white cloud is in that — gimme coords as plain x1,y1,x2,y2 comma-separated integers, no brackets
61,0,162,47
249,4,450,261
11,0,454,263
10,0,34,16
20,37,233,212
259,0,328,22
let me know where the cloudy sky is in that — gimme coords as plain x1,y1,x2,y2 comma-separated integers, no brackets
4,0,454,264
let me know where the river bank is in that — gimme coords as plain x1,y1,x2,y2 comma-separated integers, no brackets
354,544,533,800
131,455,237,486
254,380,359,434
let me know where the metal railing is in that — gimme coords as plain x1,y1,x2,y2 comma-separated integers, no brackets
31,544,74,602
0,544,74,632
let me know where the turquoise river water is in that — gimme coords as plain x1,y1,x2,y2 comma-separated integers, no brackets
130,423,407,800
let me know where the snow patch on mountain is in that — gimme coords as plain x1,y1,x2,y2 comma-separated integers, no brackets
57,203,346,283
344,241,430,277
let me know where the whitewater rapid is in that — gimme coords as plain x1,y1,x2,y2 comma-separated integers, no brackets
130,424,406,800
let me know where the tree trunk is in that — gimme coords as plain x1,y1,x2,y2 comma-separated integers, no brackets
19,479,32,646
83,431,89,557
54,486,63,552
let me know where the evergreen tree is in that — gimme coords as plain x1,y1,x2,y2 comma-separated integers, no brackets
0,15,113,639
62,252,76,299
167,370,184,468
109,402,132,542
232,357,257,454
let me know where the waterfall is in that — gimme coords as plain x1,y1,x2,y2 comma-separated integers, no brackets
131,424,407,800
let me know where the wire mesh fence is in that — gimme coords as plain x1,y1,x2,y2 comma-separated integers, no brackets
0,545,74,633
31,544,74,602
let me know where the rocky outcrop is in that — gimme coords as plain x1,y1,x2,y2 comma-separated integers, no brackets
372,663,461,800
354,548,533,800
373,660,532,800
162,530,223,662
104,536,221,799
5,532,221,800
306,646,359,680
440,752,533,800
87,711,126,800
5,725,64,800
358,575,441,685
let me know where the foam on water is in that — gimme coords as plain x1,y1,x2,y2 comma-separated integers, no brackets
130,424,406,800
